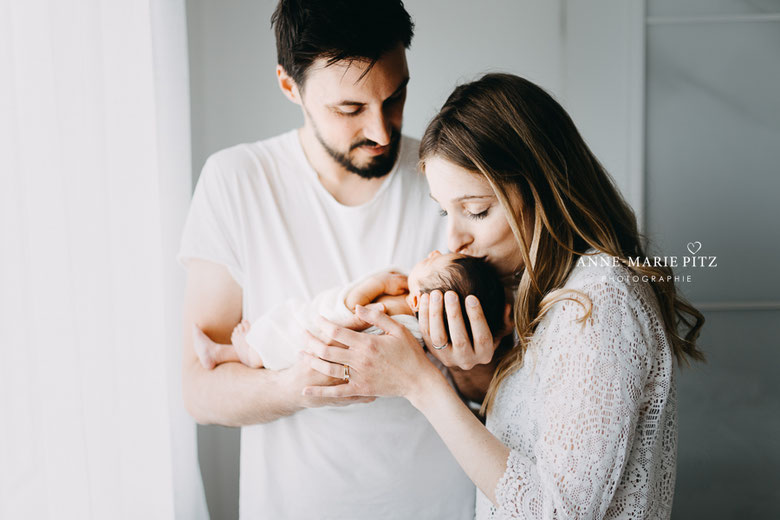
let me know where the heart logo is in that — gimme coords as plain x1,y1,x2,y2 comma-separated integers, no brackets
687,241,702,255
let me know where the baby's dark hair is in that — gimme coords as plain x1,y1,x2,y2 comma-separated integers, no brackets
418,256,506,343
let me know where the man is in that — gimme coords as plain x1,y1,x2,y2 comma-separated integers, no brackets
179,1,491,518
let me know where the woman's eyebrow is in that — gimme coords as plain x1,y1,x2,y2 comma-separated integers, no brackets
428,193,493,203
454,195,493,202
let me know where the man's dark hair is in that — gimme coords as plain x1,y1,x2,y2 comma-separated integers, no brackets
271,0,414,86
418,256,506,343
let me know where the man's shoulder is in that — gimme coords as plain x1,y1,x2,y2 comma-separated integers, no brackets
396,134,421,172
393,134,427,194
204,130,297,173
400,134,421,150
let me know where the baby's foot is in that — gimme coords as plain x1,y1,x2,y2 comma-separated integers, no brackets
231,319,263,368
231,319,252,352
192,325,218,370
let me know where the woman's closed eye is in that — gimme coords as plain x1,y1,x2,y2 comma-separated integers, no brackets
467,209,489,220
438,207,490,220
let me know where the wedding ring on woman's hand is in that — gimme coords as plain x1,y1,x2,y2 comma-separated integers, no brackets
432,342,449,350
342,364,350,381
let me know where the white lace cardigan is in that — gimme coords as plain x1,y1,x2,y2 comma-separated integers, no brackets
476,253,678,519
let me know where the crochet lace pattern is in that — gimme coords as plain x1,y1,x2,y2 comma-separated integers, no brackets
477,253,677,519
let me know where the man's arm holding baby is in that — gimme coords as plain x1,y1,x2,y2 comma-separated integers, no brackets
182,259,374,427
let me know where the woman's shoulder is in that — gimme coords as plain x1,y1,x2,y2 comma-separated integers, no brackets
564,250,660,315
538,250,668,373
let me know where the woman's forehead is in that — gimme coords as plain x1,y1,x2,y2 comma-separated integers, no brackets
425,156,494,201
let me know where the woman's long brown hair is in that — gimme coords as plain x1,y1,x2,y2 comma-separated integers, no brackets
419,73,705,414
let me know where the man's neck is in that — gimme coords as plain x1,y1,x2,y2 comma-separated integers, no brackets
297,127,391,207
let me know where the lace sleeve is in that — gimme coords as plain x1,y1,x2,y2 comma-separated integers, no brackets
495,278,653,519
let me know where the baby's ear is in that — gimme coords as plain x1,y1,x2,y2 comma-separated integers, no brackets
407,293,419,312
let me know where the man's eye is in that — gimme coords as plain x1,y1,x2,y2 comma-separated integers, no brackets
335,107,362,116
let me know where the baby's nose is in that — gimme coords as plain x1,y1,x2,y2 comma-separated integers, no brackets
427,250,441,260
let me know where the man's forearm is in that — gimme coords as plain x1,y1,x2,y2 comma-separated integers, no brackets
183,358,299,427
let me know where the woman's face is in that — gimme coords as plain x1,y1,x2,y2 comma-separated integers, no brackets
424,156,523,277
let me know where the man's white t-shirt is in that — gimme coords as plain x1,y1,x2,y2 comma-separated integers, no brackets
178,130,475,519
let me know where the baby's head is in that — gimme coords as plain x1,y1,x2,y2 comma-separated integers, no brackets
407,251,506,343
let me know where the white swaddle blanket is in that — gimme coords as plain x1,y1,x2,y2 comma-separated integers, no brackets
244,272,425,371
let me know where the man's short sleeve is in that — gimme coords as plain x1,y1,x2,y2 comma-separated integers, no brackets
177,156,244,287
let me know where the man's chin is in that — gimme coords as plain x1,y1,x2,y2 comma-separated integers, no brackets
347,151,398,179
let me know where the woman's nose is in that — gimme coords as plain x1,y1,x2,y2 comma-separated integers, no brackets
447,223,472,254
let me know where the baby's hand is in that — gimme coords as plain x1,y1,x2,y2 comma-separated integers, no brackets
331,302,386,331
345,271,408,311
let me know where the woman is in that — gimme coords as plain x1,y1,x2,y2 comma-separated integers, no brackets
302,73,704,519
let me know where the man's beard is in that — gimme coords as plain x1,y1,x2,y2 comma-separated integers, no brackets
313,125,402,180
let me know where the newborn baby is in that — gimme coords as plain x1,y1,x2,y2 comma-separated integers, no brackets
193,251,506,371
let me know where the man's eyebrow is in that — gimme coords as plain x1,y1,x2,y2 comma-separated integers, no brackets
385,76,409,101
331,100,364,107
331,76,410,107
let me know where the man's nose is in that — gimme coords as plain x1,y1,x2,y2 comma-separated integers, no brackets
363,109,392,147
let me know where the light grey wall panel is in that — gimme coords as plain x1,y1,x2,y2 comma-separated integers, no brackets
404,0,564,141
646,20,780,303
673,310,780,518
187,0,300,177
649,0,780,18
196,425,239,520
646,12,780,520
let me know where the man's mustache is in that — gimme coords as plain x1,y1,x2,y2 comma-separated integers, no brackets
350,131,401,151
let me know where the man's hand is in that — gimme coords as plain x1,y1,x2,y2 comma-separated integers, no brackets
280,352,376,410
182,258,374,426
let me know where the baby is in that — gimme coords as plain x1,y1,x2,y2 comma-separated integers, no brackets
192,251,506,371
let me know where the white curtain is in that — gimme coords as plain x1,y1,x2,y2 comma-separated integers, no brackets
0,1,208,518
